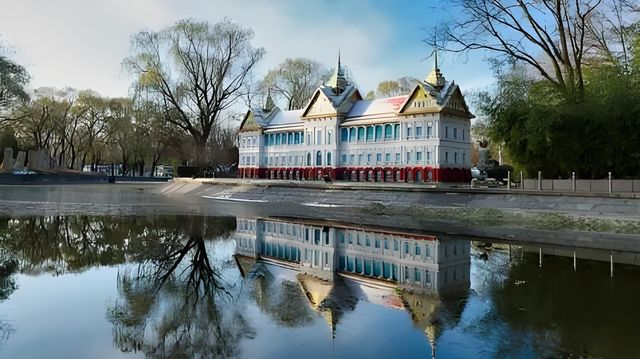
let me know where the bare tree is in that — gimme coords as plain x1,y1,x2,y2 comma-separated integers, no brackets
260,58,331,110
376,80,401,97
124,19,264,170
435,0,607,102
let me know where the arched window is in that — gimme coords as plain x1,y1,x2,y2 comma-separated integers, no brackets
328,130,333,145
316,151,322,166
384,124,393,139
366,126,374,141
349,128,356,142
327,152,332,166
306,153,312,166
394,124,400,140
341,128,349,142
375,125,383,141
357,127,365,142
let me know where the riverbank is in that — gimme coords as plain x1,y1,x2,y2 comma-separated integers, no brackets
162,179,640,251
0,182,638,251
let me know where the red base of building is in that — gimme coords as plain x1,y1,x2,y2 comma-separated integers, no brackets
238,166,471,183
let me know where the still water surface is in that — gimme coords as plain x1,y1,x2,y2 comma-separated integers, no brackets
0,215,638,358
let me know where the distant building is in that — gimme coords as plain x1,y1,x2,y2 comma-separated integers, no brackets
238,54,474,182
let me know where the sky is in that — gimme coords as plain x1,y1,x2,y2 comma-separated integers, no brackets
0,0,493,100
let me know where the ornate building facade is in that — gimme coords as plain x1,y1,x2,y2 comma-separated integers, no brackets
238,55,473,182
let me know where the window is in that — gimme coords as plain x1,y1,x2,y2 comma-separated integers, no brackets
316,151,322,166
394,240,399,251
348,233,353,244
339,232,345,243
384,124,393,139
350,154,355,164
462,129,465,140
414,268,421,282
367,154,372,164
365,236,371,247
395,153,400,163
327,152,332,166
416,151,423,162
341,128,349,142
316,130,322,145
394,124,400,140
427,125,432,138
376,153,382,162
462,153,466,164
357,234,362,245
385,153,391,163
328,130,333,145
306,153,312,166
445,152,449,163
307,133,311,145
375,125,383,140
416,126,423,138
445,126,449,139
294,132,300,144
384,239,389,249
404,242,409,254
454,152,458,164
341,154,347,164
427,151,432,164
357,127,365,141
375,239,380,248
407,126,413,138
366,126,374,141
406,152,411,163
349,128,356,143
300,131,305,144
425,245,431,257
415,244,421,255
453,128,458,140
288,132,294,144
358,154,363,165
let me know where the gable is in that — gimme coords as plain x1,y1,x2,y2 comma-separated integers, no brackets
301,89,338,119
442,86,473,118
239,110,262,132
397,85,439,115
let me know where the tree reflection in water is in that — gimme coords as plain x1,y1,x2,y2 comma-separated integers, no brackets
0,214,254,357
106,216,256,358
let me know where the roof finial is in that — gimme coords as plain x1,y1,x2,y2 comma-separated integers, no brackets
425,32,446,89
263,89,275,111
328,50,347,94
434,32,439,71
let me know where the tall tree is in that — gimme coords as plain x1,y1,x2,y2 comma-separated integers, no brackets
261,58,331,110
0,44,29,120
124,19,264,170
435,0,606,102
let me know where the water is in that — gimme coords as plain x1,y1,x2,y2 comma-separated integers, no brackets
0,215,638,358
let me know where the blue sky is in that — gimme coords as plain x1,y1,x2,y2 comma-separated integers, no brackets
0,0,493,99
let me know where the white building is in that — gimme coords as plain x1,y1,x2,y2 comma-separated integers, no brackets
238,55,474,183
234,217,470,294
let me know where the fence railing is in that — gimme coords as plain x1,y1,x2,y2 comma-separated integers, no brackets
501,171,640,193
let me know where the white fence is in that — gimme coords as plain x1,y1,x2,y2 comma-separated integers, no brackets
512,172,640,193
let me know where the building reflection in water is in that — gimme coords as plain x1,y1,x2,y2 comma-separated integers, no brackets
234,217,471,356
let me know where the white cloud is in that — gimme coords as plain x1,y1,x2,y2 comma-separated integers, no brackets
0,0,490,99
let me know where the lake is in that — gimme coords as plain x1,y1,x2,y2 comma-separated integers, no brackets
0,214,638,358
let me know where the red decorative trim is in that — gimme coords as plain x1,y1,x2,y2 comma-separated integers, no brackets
237,166,471,182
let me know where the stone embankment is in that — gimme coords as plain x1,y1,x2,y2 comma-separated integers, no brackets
162,178,640,251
